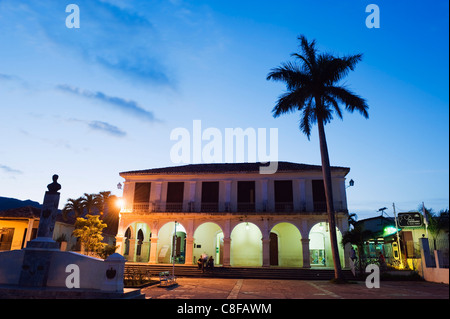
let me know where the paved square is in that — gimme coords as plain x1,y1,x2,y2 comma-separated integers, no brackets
141,278,449,299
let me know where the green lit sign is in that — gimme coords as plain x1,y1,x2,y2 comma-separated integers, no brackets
383,226,399,236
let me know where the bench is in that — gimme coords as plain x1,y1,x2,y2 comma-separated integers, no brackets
159,271,177,287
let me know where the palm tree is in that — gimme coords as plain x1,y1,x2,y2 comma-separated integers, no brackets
94,191,120,233
267,35,369,280
342,225,374,275
423,206,449,250
81,193,98,215
62,197,85,220
94,191,112,216
348,213,358,230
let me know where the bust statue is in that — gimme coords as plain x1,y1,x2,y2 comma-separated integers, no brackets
47,174,61,193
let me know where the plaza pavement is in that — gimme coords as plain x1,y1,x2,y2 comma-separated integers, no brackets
141,277,449,299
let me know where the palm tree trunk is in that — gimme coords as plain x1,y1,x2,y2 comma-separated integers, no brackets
317,118,343,280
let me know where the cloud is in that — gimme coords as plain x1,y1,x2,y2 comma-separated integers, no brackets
0,73,28,88
0,164,23,175
57,84,160,123
4,0,174,86
67,118,127,138
87,121,127,137
0,73,16,81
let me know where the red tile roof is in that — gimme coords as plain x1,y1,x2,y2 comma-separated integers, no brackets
0,206,41,219
120,161,350,176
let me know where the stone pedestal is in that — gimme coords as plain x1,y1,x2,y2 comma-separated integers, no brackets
19,249,55,287
0,175,138,298
19,176,61,287
101,253,126,292
26,191,61,250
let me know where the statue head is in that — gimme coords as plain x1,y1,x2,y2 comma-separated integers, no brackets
47,174,61,193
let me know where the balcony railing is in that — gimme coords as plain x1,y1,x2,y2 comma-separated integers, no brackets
165,202,183,212
313,201,346,212
313,201,327,212
133,203,149,212
129,200,346,213
200,202,219,212
275,202,294,212
237,202,256,212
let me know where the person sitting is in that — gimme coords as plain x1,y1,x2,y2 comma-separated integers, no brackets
197,257,203,270
207,256,214,270
201,253,208,272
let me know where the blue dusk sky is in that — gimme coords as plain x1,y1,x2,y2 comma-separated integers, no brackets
0,0,448,220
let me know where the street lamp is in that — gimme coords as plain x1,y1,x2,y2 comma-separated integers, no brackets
346,179,355,189
172,221,177,279
116,198,124,209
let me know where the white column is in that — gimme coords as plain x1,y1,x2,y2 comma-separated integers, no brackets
304,179,314,212
301,238,311,268
223,237,231,267
230,180,237,212
255,179,268,212
25,218,35,243
194,181,202,212
149,236,158,264
150,181,162,211
267,179,275,212
122,182,135,212
185,181,196,212
262,238,270,267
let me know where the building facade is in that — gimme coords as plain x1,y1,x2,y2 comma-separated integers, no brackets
0,206,77,251
356,215,449,269
116,162,351,268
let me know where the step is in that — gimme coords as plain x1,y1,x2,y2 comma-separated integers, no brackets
125,264,353,280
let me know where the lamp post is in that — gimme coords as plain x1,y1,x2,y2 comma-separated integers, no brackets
346,179,355,189
172,221,177,278
392,203,404,269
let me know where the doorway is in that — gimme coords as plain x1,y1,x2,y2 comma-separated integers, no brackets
270,232,279,266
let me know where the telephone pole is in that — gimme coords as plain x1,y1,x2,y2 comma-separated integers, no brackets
392,203,404,269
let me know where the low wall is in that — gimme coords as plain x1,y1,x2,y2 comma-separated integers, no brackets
0,249,25,285
0,249,126,292
419,238,449,285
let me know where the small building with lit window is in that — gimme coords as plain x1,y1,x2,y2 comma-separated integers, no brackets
0,206,77,251
355,214,449,269
116,161,352,268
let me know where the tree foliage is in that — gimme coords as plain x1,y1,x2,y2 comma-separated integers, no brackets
72,214,107,255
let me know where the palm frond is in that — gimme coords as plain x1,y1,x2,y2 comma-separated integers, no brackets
266,61,309,91
318,53,362,85
290,53,312,72
325,86,369,118
272,90,308,117
323,95,343,120
299,98,316,139
297,35,317,69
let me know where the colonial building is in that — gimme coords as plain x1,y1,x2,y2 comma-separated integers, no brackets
0,206,77,251
116,161,351,268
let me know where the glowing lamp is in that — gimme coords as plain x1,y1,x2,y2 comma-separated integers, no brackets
383,226,399,236
116,198,124,209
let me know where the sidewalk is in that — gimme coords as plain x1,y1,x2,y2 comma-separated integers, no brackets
141,277,449,299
